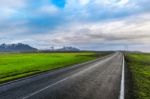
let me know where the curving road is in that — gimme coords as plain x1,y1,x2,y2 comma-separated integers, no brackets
0,52,124,99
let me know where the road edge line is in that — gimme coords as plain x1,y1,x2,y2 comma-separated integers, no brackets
119,54,125,99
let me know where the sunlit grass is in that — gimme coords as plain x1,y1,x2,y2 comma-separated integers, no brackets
0,52,104,84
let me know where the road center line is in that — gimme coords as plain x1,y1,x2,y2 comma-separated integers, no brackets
22,77,68,99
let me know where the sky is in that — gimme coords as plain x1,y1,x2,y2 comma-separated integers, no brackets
0,0,150,51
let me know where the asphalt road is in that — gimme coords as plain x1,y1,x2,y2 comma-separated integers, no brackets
0,52,124,99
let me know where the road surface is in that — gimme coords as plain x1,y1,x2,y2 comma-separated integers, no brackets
0,52,124,99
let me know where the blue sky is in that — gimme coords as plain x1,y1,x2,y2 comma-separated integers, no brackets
0,0,150,51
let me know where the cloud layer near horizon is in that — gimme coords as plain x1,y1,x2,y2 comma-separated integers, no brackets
0,0,150,51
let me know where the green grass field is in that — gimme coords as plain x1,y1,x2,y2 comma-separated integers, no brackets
126,53,150,99
0,52,106,84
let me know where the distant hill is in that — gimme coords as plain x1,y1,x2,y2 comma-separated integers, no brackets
0,43,37,52
56,46,80,52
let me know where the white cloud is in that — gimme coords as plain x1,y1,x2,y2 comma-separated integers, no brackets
38,13,150,50
78,0,90,6
38,4,60,15
3,12,149,51
0,0,25,8
0,0,150,51
117,0,129,5
0,0,26,19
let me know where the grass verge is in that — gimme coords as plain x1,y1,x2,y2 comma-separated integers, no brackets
125,53,150,99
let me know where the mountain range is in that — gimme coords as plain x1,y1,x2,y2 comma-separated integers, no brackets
0,43,80,52
56,46,80,51
0,43,37,52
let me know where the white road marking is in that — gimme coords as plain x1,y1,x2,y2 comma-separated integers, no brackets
22,77,68,99
119,55,125,99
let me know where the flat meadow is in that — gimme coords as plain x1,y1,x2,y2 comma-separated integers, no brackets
0,52,106,84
